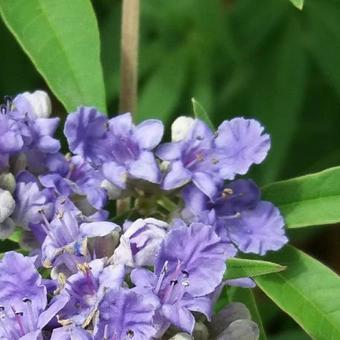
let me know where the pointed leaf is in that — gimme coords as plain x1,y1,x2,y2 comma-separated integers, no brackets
290,0,304,10
263,166,340,228
0,0,106,112
256,246,340,339
225,258,286,280
192,98,214,130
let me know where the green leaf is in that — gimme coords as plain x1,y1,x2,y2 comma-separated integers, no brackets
137,52,187,124
8,228,22,244
0,0,106,112
247,17,307,183
263,166,340,228
227,288,267,340
225,258,286,280
191,98,214,130
230,0,288,55
256,246,340,339
307,1,340,101
290,0,304,10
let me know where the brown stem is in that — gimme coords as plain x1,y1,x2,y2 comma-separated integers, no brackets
116,0,139,214
119,0,140,114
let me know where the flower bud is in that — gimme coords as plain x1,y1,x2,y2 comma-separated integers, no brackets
113,218,168,267
0,172,16,193
171,116,195,141
20,90,52,118
216,320,259,340
0,188,15,223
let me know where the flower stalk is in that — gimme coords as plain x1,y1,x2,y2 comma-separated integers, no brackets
119,0,140,114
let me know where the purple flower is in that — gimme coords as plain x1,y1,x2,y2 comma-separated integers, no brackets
157,117,270,198
57,259,125,327
215,118,270,180
131,222,228,334
0,108,23,170
20,117,61,174
0,252,67,340
0,92,60,174
40,155,107,210
131,267,212,335
155,222,228,297
94,287,158,340
12,91,52,119
65,108,164,189
113,218,169,267
226,201,287,255
64,106,110,165
103,113,164,188
157,120,221,199
182,180,287,255
12,171,54,230
183,179,260,218
10,92,61,174
41,210,120,271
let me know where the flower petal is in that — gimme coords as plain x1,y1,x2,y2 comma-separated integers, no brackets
102,161,127,189
192,171,219,199
215,118,270,178
162,161,192,190
37,294,69,329
108,112,133,136
162,303,195,334
80,221,120,238
128,151,161,184
135,119,164,150
156,142,182,160
227,201,288,255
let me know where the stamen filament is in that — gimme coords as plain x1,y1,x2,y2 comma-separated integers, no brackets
154,261,168,294
39,209,59,244
11,307,25,337
59,213,76,242
23,298,35,333
163,260,182,303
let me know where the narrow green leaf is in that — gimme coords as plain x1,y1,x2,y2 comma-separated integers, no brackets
227,288,267,340
225,258,286,280
191,98,214,130
263,166,340,228
0,0,106,112
290,0,304,10
256,246,340,339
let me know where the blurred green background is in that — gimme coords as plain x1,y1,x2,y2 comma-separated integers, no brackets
1,0,339,338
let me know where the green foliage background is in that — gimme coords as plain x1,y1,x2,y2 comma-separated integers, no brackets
1,0,339,338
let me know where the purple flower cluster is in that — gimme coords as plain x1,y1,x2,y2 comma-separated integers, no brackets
0,91,288,339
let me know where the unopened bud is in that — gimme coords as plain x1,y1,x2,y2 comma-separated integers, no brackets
0,189,15,223
21,90,52,118
171,116,195,141
0,172,16,193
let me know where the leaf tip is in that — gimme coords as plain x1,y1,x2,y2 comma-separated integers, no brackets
290,0,304,10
